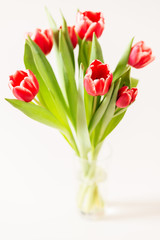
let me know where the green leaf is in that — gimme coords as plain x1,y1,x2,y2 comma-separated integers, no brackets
99,76,139,142
27,38,62,101
59,30,77,127
88,83,114,134
84,89,93,126
89,33,104,63
24,40,68,127
60,11,75,68
131,77,139,88
78,38,92,72
26,38,70,122
94,80,121,145
45,7,59,46
6,98,80,155
77,65,91,158
113,37,134,82
5,99,64,130
119,66,131,89
45,10,68,104
101,110,126,141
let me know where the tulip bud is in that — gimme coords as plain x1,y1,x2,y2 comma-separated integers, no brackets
26,28,53,55
116,86,138,108
128,41,155,69
75,11,105,41
59,25,78,48
84,60,113,96
9,70,39,102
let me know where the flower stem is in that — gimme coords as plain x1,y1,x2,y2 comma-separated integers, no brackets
33,98,42,106
92,96,97,116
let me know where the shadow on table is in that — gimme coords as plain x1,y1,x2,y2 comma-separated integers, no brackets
105,200,160,221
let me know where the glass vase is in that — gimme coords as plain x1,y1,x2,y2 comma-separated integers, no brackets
75,143,112,218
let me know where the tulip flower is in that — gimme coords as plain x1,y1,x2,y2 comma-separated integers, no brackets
26,28,53,55
75,11,105,41
67,26,78,48
59,26,78,48
9,70,39,102
116,86,138,108
84,60,113,96
128,41,155,69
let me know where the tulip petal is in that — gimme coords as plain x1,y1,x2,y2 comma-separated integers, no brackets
27,70,39,92
84,76,96,96
128,45,141,66
128,41,155,69
134,55,155,68
83,11,101,22
103,74,113,95
118,86,128,97
29,28,53,55
94,78,105,95
75,11,104,41
9,70,28,87
130,88,138,103
13,86,34,102
20,78,38,96
116,92,132,108
84,60,113,96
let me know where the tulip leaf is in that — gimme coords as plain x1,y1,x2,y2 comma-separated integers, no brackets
99,77,139,142
5,99,64,130
89,33,104,64
45,7,59,46
84,90,93,126
77,64,91,158
26,38,70,122
113,37,134,82
88,83,114,134
119,66,131,89
60,11,75,68
94,80,120,145
131,77,139,88
101,110,127,142
45,10,68,104
59,30,77,127
78,38,92,72
24,42,46,108
6,98,80,155
24,40,69,127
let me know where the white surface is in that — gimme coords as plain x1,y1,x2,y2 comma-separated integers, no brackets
0,0,160,239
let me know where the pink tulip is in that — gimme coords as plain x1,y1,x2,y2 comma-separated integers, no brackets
26,28,53,55
84,60,113,96
9,70,39,102
128,41,155,68
75,11,105,41
116,86,138,108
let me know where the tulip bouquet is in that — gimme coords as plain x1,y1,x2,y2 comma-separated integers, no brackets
6,9,155,215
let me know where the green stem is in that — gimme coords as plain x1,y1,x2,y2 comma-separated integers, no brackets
92,96,97,116
33,98,42,106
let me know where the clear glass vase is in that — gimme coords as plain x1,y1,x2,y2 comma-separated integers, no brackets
75,143,112,218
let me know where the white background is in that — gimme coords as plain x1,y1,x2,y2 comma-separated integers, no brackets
0,0,160,239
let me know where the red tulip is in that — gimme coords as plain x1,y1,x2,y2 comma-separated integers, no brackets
116,86,138,108
84,60,113,96
9,70,39,102
75,11,105,41
59,26,78,48
27,28,53,55
128,41,155,69
67,26,78,48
